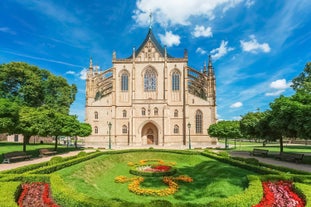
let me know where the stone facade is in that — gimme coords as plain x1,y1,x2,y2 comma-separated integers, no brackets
85,29,217,149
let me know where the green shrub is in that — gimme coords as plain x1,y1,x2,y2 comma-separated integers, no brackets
77,151,87,157
209,175,262,207
0,182,21,207
295,183,311,207
48,156,63,166
218,151,230,158
0,174,50,183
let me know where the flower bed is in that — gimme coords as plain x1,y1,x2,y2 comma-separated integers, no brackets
129,159,177,177
18,182,59,207
115,175,193,196
253,181,305,207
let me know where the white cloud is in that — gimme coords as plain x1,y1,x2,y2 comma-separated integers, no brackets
196,47,207,55
269,79,291,90
192,25,212,38
245,0,255,8
230,102,243,108
210,40,234,60
265,79,291,96
66,70,75,75
133,0,244,27
80,68,87,80
159,31,180,47
240,35,271,53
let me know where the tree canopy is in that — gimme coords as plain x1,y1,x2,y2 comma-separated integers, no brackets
0,62,77,113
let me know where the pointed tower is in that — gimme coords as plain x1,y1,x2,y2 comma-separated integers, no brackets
207,55,216,104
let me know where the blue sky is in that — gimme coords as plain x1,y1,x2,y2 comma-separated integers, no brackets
1,0,311,121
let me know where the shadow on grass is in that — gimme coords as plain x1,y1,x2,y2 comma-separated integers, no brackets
170,160,253,202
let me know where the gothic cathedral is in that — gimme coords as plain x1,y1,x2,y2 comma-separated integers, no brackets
85,28,217,148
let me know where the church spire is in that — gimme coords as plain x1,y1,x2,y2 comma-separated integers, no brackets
203,61,207,75
208,55,214,77
89,57,93,71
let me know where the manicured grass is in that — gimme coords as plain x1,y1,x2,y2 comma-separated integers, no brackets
56,151,258,205
0,142,79,163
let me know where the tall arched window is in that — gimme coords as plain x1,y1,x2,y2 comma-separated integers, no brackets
94,126,98,134
154,107,158,115
122,125,127,134
144,68,157,91
94,111,98,119
122,110,127,118
195,110,203,134
121,72,128,91
142,108,146,116
174,125,179,134
172,71,180,91
174,109,178,117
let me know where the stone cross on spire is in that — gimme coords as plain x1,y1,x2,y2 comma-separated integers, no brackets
149,10,152,29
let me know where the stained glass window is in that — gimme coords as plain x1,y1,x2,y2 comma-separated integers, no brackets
144,68,157,91
121,73,128,91
172,71,180,91
195,110,203,133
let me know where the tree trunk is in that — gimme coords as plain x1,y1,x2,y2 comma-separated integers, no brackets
54,135,58,151
280,136,284,152
23,134,30,152
74,136,77,149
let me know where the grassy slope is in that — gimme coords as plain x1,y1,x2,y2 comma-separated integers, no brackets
56,151,258,205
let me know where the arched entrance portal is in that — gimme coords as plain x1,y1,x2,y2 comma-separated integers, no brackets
141,122,158,145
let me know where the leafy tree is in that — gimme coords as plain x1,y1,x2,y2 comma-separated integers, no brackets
0,62,77,113
72,123,92,148
16,106,45,152
0,62,77,151
208,121,243,148
0,98,19,134
240,111,281,145
292,62,311,93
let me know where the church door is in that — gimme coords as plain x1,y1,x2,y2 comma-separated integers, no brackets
141,122,158,145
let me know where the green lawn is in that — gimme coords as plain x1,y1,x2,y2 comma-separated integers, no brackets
0,141,79,163
56,151,258,205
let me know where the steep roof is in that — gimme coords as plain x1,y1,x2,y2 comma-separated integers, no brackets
129,28,173,58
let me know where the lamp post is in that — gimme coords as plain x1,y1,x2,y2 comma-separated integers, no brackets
108,122,112,149
187,122,191,150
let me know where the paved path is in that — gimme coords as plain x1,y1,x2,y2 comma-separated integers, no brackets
0,150,95,172
229,151,311,173
1,149,310,173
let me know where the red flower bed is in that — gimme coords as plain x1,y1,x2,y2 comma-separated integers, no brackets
253,181,305,207
18,182,60,207
152,165,171,172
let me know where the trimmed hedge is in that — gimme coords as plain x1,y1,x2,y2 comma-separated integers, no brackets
0,182,21,207
208,175,263,207
0,174,50,182
1,148,310,207
295,183,311,207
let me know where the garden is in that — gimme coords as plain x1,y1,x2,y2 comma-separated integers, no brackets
0,149,311,207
